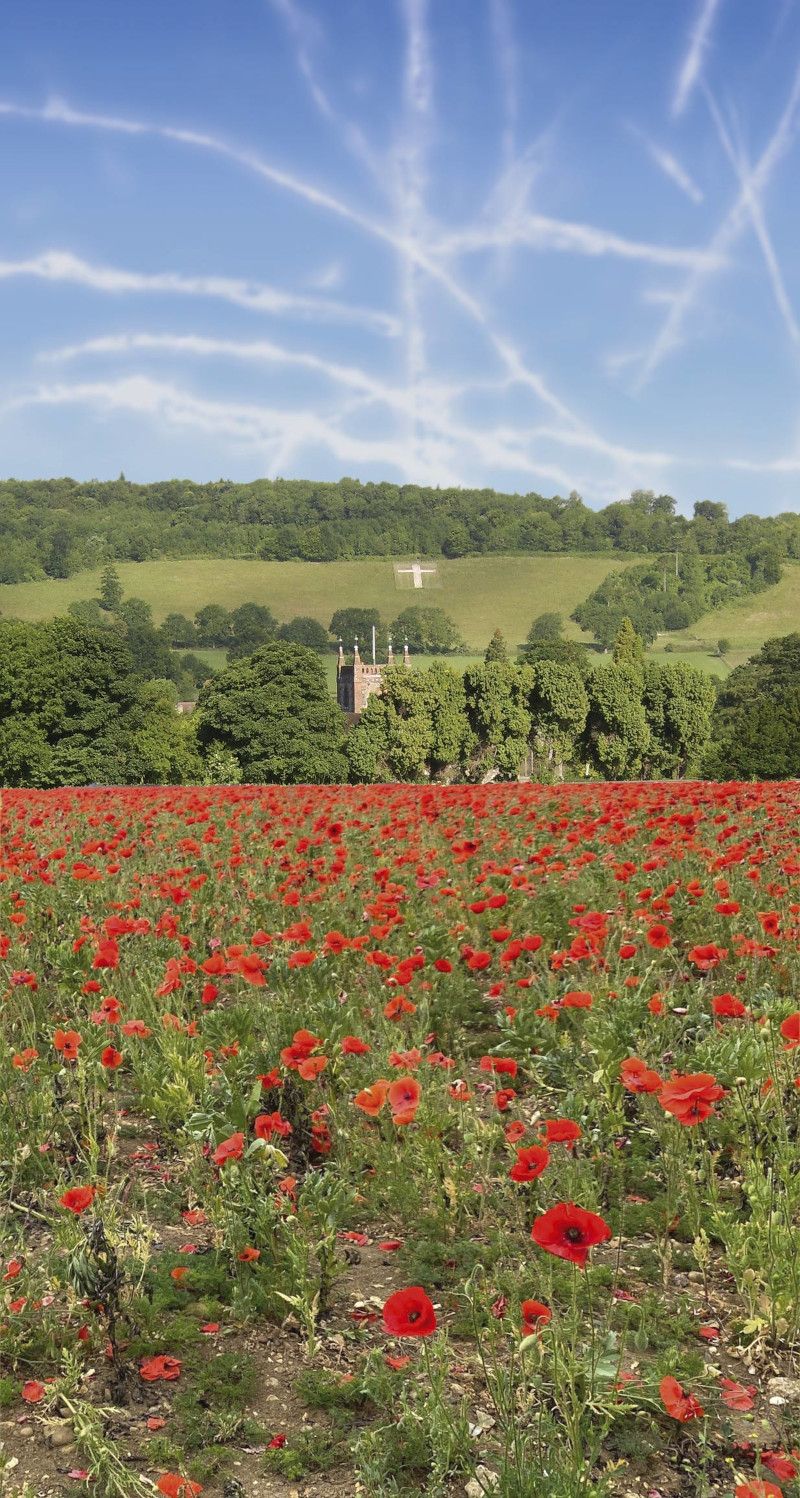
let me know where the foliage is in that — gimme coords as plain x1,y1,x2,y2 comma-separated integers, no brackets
277,615,328,651
389,605,465,654
484,629,509,663
0,617,197,787
573,539,782,649
526,611,564,642
704,631,800,778
348,662,475,782
195,640,348,783
3,477,800,582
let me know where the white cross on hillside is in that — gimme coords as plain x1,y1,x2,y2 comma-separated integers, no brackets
397,561,438,588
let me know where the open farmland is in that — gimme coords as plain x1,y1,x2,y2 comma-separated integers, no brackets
0,554,638,654
2,781,800,1497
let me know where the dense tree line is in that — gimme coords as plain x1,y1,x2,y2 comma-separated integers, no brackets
3,604,800,789
348,621,716,784
1,477,798,584
0,613,716,788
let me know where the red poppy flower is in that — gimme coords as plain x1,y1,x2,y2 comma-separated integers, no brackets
53,1028,82,1062
687,943,727,972
354,1080,389,1116
494,1088,516,1112
531,1202,610,1266
541,1118,581,1146
719,1377,755,1411
762,1452,798,1481
479,1056,518,1078
648,995,664,1015
382,1287,437,1337
509,1145,550,1182
434,958,452,973
645,924,671,949
237,1247,260,1262
659,1072,724,1126
342,1036,371,1054
156,1478,203,1498
211,1132,245,1166
520,1299,551,1334
297,1055,328,1081
21,1380,45,1403
734,1483,782,1498
11,1049,39,1071
562,991,593,1009
59,1186,95,1214
101,1045,123,1069
712,993,747,1018
385,1354,411,1370
387,1076,421,1125
780,1012,800,1049
659,1375,704,1421
620,1058,662,1093
139,1355,182,1382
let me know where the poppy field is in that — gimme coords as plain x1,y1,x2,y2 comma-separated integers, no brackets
2,780,800,1498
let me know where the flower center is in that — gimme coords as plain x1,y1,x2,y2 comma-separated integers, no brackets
408,1308,420,1322
565,1227,584,1243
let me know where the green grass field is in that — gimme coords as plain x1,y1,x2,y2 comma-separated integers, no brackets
0,554,637,654
4,553,797,675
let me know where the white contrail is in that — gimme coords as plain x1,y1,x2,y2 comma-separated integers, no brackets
703,84,800,348
0,372,595,490
0,92,667,478
673,0,725,117
36,328,672,465
267,0,381,179
638,60,800,385
434,214,719,266
627,124,704,204
395,0,434,472
0,249,401,334
489,0,518,164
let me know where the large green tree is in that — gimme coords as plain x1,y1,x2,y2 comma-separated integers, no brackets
642,661,716,778
703,633,800,778
347,662,473,783
391,606,465,654
464,662,533,780
195,641,347,784
0,618,195,787
579,664,651,779
524,661,589,782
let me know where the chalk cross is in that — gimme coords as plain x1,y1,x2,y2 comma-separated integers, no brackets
397,562,437,588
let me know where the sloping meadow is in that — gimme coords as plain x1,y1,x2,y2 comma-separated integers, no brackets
2,781,800,1498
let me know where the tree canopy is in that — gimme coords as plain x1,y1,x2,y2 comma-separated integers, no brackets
195,641,348,784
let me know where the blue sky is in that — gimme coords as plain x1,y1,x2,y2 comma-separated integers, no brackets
2,0,800,514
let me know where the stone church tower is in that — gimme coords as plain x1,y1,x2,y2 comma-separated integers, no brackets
336,634,410,717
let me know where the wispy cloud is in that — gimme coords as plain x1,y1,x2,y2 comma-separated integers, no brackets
0,249,400,334
673,0,725,117
627,123,704,204
726,453,800,471
0,90,677,492
637,60,800,386
394,0,434,472
435,213,720,268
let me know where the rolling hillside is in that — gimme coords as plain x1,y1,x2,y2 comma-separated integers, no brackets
0,554,639,653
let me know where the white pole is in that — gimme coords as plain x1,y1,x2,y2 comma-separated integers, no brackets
372,624,376,664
